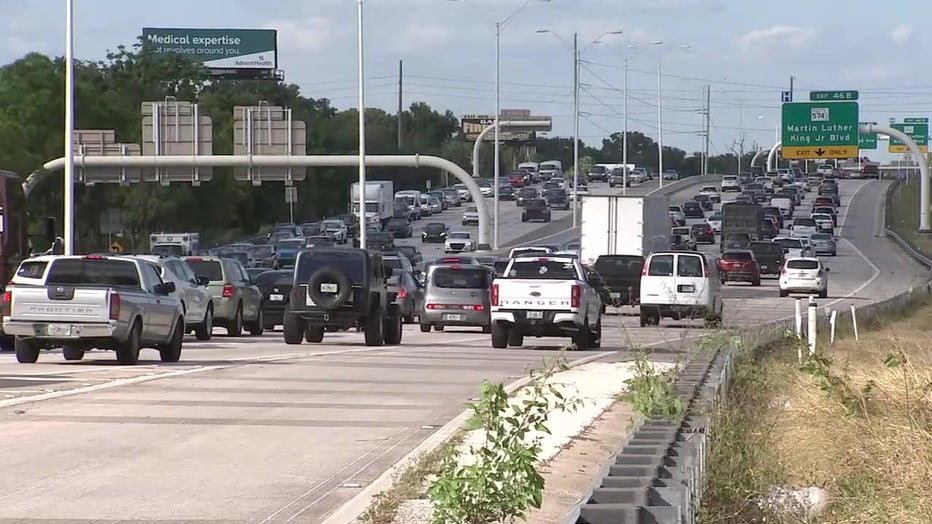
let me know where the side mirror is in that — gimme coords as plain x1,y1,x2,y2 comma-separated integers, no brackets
159,281,176,294
824,267,831,272
196,276,210,286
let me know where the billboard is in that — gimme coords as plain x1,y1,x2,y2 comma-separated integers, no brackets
461,115,535,144
142,28,278,78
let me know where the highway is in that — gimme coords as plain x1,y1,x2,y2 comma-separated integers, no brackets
0,178,925,523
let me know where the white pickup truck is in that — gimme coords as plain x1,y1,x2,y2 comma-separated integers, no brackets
2,255,186,365
490,256,603,350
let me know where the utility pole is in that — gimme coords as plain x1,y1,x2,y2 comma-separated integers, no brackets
397,60,403,151
572,32,580,226
737,98,744,174
703,84,710,176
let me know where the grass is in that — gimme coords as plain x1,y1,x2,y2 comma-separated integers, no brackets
701,301,932,523
359,434,464,524
887,179,932,255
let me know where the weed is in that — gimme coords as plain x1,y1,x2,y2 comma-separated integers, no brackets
427,358,580,524
799,352,874,417
622,348,684,420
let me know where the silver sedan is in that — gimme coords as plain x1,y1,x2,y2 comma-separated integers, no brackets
809,232,837,256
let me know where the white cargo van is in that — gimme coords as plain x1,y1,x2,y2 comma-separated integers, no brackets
639,251,723,327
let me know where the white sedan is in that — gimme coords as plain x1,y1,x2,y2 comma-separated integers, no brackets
444,231,476,253
698,186,721,203
707,212,722,233
773,236,810,258
779,257,829,298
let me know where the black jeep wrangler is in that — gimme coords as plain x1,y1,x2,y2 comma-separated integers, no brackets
283,248,402,346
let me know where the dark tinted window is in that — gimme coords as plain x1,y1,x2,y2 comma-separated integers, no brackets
749,242,782,254
774,238,803,248
16,261,48,279
511,248,549,258
677,255,704,277
787,260,820,270
296,252,366,284
46,259,141,287
518,188,538,196
432,268,489,288
383,257,403,271
424,223,446,233
507,261,577,280
811,233,832,240
152,244,185,256
647,254,674,276
395,246,417,259
186,260,224,281
594,256,643,273
722,251,753,260
794,218,816,227
387,219,409,227
255,270,293,287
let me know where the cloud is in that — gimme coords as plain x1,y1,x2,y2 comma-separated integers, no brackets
737,26,814,53
386,23,456,53
265,17,343,52
891,24,912,45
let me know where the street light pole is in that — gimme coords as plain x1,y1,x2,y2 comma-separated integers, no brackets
622,57,628,195
357,0,368,249
493,21,501,249
572,32,579,226
64,0,75,255
657,57,664,189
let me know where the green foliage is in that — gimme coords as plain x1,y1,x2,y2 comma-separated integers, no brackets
623,349,684,419
799,353,874,416
428,358,580,524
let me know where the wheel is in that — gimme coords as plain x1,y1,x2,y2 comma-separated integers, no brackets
779,290,788,297
419,323,431,333
435,325,445,332
305,326,325,343
364,307,385,346
62,345,85,361
116,321,141,365
507,329,524,347
491,323,509,348
227,305,243,337
248,307,265,336
14,337,40,363
0,335,12,352
590,318,602,349
521,215,527,222
403,312,415,324
752,278,761,287
195,306,213,341
544,216,551,222
159,319,184,363
384,306,403,345
573,318,591,350
263,321,275,331
283,313,305,345
482,325,492,334
819,288,828,299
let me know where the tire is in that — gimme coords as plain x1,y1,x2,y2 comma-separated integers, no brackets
419,323,431,333
590,318,602,349
14,337,40,363
507,329,523,347
116,321,141,365
159,319,184,363
491,323,508,348
194,305,213,341
752,278,761,287
307,267,353,310
227,305,243,337
384,306,403,345
779,290,788,297
62,345,85,361
435,325,445,332
248,307,265,336
482,325,492,334
305,326,325,343
521,215,527,222
0,335,13,352
283,313,305,345
819,288,828,299
573,318,590,350
364,307,385,346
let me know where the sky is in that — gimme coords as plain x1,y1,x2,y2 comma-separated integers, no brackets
2,0,930,164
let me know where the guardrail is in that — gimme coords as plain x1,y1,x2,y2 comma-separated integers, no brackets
563,179,932,524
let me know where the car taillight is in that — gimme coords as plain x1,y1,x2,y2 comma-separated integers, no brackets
1,291,11,316
109,293,121,321
222,283,234,298
707,229,713,234
570,284,580,308
292,287,306,307
491,284,499,306
781,266,788,275
641,260,649,276
398,288,407,299
473,304,484,311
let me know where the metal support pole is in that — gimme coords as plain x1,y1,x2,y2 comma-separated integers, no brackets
63,0,75,255
861,123,931,232
572,32,579,225
657,58,664,189
357,0,367,248
492,23,502,250
622,58,628,195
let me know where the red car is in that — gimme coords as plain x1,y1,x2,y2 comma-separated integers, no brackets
509,172,526,188
717,250,761,286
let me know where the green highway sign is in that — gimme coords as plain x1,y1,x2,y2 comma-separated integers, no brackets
781,101,859,159
859,122,878,150
142,28,277,72
809,90,859,101
904,117,929,123
889,122,929,153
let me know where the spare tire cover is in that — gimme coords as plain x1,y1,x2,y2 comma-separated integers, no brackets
307,266,353,311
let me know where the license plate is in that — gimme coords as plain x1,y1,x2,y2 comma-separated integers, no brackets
46,324,72,336
320,283,338,293
609,292,621,298
442,314,464,321
269,294,284,301
761,265,769,270
678,285,695,293
527,311,543,319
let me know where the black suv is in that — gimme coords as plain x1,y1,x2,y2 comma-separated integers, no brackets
521,199,552,222
283,248,402,346
543,188,570,210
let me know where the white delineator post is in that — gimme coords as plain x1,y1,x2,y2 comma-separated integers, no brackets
794,298,802,338
851,304,859,341
63,0,75,255
807,298,817,356
829,309,837,344
356,0,368,249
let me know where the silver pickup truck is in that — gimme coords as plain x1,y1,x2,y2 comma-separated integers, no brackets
1,255,186,365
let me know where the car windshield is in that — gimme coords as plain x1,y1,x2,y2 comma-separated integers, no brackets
388,219,408,227
709,213,722,221
775,238,803,249
672,228,689,235
186,259,224,281
322,220,343,229
593,256,643,273
669,206,681,212
795,218,816,227
749,242,782,254
518,188,537,196
278,239,305,249
296,252,366,284
424,224,446,233
466,207,477,212
383,257,404,271
787,260,820,270
449,232,470,239
723,251,753,260
506,260,577,280
702,187,717,192
396,246,417,258
511,248,549,257
46,258,141,287
811,233,833,240
431,267,488,288
151,244,185,257
255,271,293,287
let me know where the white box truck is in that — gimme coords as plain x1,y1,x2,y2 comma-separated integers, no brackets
149,232,200,256
350,181,394,228
579,195,670,266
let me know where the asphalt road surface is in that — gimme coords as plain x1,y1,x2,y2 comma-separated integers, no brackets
0,178,925,523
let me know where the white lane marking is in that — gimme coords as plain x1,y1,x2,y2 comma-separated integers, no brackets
823,180,882,307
